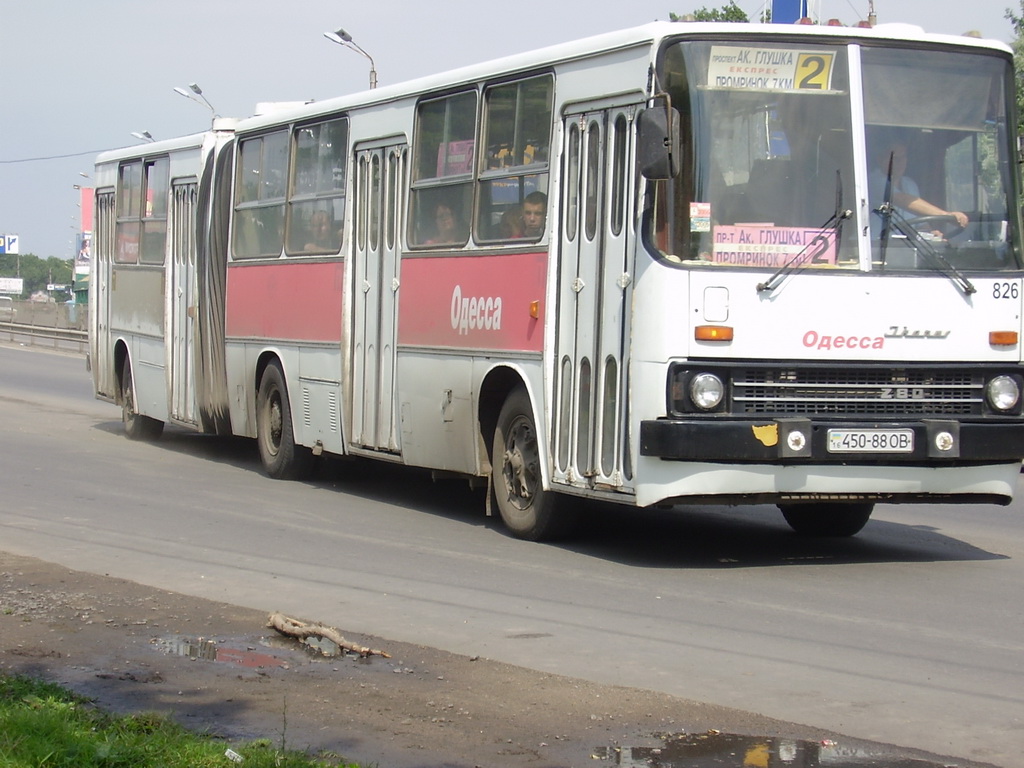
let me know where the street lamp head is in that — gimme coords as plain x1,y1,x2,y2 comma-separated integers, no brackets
131,131,155,143
173,83,218,121
321,29,350,44
323,26,378,89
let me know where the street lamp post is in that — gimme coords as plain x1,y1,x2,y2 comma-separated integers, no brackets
323,27,378,89
173,82,219,123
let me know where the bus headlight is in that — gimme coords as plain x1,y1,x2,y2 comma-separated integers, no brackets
986,375,1020,412
690,373,725,411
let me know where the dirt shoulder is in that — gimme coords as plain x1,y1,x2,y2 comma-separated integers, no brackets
0,550,973,768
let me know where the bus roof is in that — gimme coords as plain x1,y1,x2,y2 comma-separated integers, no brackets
94,20,1011,159
230,20,1011,134
95,118,239,166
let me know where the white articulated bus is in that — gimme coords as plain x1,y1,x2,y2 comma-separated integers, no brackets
91,20,1024,540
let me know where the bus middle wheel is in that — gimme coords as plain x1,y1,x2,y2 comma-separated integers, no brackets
256,362,314,480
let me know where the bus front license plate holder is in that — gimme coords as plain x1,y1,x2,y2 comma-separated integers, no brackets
827,428,914,454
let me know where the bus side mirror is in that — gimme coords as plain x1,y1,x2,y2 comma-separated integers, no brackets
637,104,681,179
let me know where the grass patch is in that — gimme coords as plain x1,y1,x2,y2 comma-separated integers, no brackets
0,673,362,767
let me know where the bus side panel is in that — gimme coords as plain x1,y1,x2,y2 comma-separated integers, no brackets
392,354,548,476
225,261,344,342
395,250,547,473
397,251,547,351
110,267,167,421
395,353,475,471
223,260,345,445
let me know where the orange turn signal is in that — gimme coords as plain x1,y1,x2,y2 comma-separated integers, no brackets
695,325,734,342
989,330,1018,346
529,300,540,319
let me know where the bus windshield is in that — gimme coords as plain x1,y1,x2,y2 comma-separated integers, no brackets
649,38,1020,273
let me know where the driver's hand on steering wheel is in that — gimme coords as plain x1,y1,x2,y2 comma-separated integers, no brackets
948,210,969,228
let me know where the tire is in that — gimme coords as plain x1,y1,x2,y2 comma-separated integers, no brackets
121,358,163,441
256,362,314,480
779,502,874,537
491,388,578,541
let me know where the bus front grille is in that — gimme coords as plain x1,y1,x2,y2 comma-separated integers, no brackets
732,367,984,417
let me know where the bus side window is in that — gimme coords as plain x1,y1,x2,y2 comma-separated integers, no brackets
234,131,288,258
410,91,476,248
475,74,554,243
286,117,348,256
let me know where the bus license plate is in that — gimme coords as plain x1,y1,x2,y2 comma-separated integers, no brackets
827,428,914,454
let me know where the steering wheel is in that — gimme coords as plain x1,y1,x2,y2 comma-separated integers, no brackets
905,214,966,239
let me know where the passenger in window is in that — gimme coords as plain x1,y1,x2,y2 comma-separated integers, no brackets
520,191,547,239
426,201,466,245
499,205,523,239
869,139,968,238
304,210,338,251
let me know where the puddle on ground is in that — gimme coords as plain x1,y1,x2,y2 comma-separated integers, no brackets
155,635,382,669
593,731,952,767
155,637,288,668
260,632,376,663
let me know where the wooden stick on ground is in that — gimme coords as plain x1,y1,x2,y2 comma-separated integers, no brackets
267,612,392,658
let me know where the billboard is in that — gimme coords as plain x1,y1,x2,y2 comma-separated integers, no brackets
79,187,94,232
772,0,807,23
76,186,94,276
0,276,25,294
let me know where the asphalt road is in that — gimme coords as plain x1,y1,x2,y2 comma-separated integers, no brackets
1,342,1022,766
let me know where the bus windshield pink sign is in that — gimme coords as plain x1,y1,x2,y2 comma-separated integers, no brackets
712,224,838,267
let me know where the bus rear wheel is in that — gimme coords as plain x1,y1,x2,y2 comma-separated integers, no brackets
120,358,163,441
256,362,314,480
491,388,578,541
779,502,874,537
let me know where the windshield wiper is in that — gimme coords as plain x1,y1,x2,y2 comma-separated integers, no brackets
872,151,974,294
757,170,850,294
877,151,895,266
879,207,976,295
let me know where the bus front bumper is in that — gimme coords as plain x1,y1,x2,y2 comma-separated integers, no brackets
639,418,1024,463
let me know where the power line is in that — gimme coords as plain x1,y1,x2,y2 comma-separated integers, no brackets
0,148,117,165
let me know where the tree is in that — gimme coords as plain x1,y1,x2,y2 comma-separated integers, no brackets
671,2,750,22
1006,3,1024,137
0,253,73,299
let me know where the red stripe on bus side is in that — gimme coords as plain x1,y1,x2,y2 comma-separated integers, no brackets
225,260,344,342
398,251,547,351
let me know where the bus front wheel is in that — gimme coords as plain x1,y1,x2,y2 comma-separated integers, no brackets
491,388,578,541
120,358,163,441
779,502,874,537
256,362,314,480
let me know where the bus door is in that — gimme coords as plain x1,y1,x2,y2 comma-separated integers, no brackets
554,105,638,493
350,140,407,453
93,189,116,400
169,179,198,425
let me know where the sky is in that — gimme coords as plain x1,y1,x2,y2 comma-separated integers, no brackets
0,0,1017,261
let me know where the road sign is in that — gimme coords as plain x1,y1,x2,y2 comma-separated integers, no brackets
0,235,20,255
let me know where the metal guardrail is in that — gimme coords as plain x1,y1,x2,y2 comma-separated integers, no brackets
0,321,88,354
